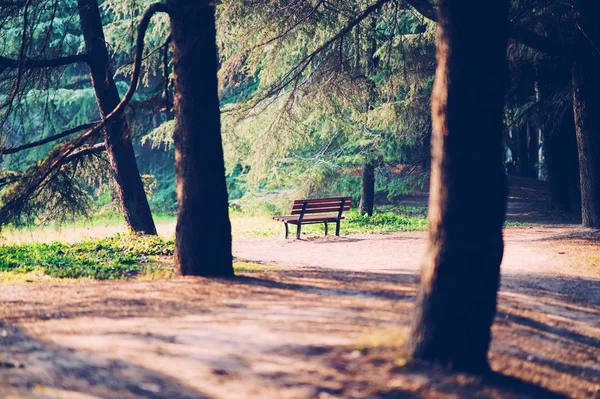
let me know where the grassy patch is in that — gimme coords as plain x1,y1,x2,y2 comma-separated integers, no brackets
0,235,267,281
234,205,430,238
344,206,428,234
230,213,282,238
504,220,538,227
0,235,174,280
239,205,539,237
234,261,267,272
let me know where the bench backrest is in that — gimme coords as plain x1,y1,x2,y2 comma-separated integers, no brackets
290,197,352,217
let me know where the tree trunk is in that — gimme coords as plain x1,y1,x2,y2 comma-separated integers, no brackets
407,0,508,373
517,124,530,177
359,161,375,216
544,106,577,212
527,124,539,179
77,0,156,235
358,20,379,218
168,0,233,276
572,1,600,228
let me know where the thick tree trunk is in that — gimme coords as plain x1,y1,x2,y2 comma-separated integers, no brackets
77,0,156,235
359,161,375,216
169,0,233,276
572,1,600,228
407,0,508,373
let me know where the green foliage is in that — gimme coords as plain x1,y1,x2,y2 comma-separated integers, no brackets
0,0,175,226
0,231,267,280
381,170,429,199
218,0,436,201
344,206,428,234
0,235,174,279
0,0,438,225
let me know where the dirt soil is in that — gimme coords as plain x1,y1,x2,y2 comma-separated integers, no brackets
0,225,599,398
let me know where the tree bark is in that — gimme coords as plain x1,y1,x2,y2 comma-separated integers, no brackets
544,106,578,212
527,124,539,179
358,19,379,218
407,0,508,373
77,0,157,235
359,161,376,216
572,1,600,228
168,0,233,276
517,124,530,177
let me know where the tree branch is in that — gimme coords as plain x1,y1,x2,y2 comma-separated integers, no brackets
0,174,21,189
0,143,106,189
1,0,32,113
64,142,106,162
405,0,437,21
0,53,90,69
403,0,570,58
1,122,100,155
254,0,325,50
507,25,571,58
230,0,390,113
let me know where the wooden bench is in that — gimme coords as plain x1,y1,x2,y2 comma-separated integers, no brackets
273,196,352,239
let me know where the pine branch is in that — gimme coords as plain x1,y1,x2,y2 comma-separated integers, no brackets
228,0,391,114
64,143,106,162
1,122,101,155
0,53,90,69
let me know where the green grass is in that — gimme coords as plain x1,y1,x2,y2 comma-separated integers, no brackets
0,235,174,280
0,235,266,281
344,206,429,234
231,205,430,238
503,220,537,227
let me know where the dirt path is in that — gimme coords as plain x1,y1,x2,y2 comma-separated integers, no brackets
0,227,599,398
233,226,589,276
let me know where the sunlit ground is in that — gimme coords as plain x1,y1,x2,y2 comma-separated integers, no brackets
0,206,430,244
0,214,284,244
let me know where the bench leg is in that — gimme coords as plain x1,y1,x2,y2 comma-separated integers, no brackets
324,222,328,236
296,223,302,239
335,221,340,236
284,223,289,239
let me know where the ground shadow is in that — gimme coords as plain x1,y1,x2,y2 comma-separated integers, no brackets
265,343,569,399
534,229,600,242
0,267,597,397
501,273,600,308
0,322,211,398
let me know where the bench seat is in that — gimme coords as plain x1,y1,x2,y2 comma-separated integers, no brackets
272,196,351,239
273,214,345,224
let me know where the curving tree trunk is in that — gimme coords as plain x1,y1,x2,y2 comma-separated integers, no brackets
572,0,600,228
169,0,233,276
407,0,508,373
77,0,156,235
